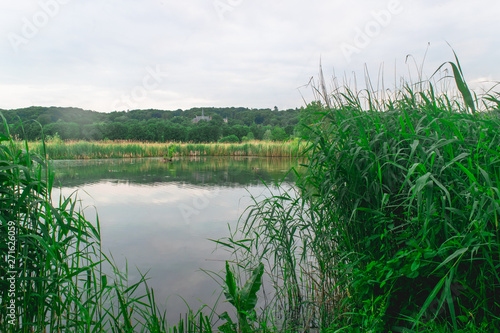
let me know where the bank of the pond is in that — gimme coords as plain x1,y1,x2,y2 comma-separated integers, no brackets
20,139,306,160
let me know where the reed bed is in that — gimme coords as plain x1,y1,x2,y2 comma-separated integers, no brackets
219,60,500,332
17,139,305,160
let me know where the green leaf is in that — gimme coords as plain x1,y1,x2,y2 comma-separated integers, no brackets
218,312,237,333
223,261,238,308
449,49,476,114
239,262,264,312
412,172,432,195
416,277,445,325
411,259,420,272
434,247,468,272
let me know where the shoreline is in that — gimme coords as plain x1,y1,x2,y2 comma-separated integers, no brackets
17,139,307,160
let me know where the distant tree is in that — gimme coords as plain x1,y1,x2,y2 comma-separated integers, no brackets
271,126,288,141
44,122,81,140
187,123,220,142
209,114,224,125
219,135,239,143
298,102,322,139
284,125,295,136
36,114,52,125
82,123,105,141
105,122,129,140
262,129,272,141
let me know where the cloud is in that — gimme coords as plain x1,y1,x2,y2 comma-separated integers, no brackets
1,0,499,112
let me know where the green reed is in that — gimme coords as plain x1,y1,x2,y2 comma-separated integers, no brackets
19,140,304,160
218,62,500,332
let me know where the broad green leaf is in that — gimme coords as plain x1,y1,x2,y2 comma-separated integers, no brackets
239,262,264,312
223,261,238,307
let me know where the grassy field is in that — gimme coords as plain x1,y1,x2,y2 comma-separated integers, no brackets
18,139,305,160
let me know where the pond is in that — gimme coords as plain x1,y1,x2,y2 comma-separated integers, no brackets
51,156,298,325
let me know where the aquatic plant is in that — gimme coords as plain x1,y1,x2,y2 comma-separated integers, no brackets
18,140,304,160
219,59,500,332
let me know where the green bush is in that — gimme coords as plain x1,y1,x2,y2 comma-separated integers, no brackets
219,134,240,143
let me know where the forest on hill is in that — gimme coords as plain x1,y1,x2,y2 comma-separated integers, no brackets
0,106,302,142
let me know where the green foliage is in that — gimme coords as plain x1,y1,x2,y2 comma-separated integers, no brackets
219,60,500,332
219,262,265,333
262,129,272,141
219,135,240,143
270,126,288,141
2,106,301,143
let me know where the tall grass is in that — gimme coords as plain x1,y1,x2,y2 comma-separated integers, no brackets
18,140,305,160
0,116,217,332
219,61,500,332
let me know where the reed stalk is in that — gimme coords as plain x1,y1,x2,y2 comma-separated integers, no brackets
218,61,500,332
16,140,305,160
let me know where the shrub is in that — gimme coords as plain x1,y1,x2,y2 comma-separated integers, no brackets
219,134,240,143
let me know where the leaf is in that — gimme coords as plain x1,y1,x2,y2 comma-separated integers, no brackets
412,172,432,195
449,49,476,114
416,277,445,325
218,312,237,333
223,261,238,308
239,262,264,312
434,247,468,272
411,259,420,272
456,162,477,184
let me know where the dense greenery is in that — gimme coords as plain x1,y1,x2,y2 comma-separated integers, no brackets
0,106,300,143
19,139,304,160
221,63,500,331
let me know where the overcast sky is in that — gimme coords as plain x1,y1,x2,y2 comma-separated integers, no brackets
0,0,498,113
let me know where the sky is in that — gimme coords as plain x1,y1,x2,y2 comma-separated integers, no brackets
0,0,499,113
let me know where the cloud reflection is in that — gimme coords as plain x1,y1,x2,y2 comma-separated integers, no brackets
53,170,282,324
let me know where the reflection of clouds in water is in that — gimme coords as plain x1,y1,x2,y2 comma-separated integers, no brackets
51,168,296,324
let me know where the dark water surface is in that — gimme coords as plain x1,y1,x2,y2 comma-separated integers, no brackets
51,156,298,325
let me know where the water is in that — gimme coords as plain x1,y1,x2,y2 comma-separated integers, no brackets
51,156,298,325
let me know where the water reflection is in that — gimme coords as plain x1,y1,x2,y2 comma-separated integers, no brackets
51,156,298,325
52,156,297,187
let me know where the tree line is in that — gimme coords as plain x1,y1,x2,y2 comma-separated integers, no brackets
1,106,303,142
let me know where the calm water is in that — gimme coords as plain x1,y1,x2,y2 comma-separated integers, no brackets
51,156,297,324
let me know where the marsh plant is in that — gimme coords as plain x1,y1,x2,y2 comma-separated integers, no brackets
220,58,500,332
18,140,304,160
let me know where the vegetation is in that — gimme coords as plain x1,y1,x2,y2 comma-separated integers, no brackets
1,106,300,143
17,139,304,160
219,60,500,332
2,56,499,332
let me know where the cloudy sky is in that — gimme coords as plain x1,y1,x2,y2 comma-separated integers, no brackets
0,0,498,113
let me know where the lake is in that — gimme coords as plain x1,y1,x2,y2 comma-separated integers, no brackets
51,156,298,325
